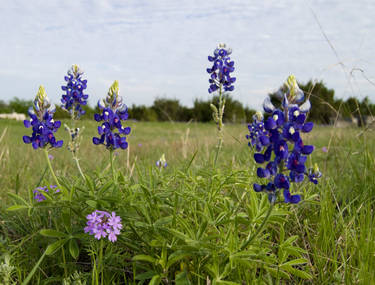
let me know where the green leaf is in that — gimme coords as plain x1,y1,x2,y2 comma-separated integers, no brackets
40,229,67,238
86,200,97,208
45,239,68,255
175,271,191,285
69,239,79,259
166,252,191,269
8,193,29,206
6,205,28,211
281,258,308,267
132,254,157,264
61,211,71,233
84,174,95,192
149,275,161,285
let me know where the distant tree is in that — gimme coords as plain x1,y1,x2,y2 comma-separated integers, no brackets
192,99,212,122
152,98,183,121
0,100,10,113
129,104,158,121
8,98,32,115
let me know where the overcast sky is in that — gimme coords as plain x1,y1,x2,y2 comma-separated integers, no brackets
0,0,374,109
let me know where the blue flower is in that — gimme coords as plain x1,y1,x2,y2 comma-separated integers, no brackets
23,86,63,149
248,75,321,204
93,81,131,150
61,65,89,118
207,43,236,93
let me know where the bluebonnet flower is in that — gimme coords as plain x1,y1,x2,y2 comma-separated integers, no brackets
93,81,131,150
61,65,89,118
207,43,236,93
247,75,321,204
156,154,167,168
23,86,63,149
33,185,61,202
84,210,122,242
246,112,270,152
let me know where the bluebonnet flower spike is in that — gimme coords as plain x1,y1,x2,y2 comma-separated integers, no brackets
207,43,236,93
23,86,63,149
61,64,89,119
93,81,131,150
247,75,320,204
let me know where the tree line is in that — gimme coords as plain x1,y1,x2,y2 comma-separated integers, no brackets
1,80,374,124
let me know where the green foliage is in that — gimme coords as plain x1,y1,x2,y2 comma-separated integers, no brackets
1,120,375,284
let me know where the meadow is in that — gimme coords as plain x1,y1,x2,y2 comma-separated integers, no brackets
0,118,374,284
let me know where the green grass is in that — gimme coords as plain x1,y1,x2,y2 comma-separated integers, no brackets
0,119,374,284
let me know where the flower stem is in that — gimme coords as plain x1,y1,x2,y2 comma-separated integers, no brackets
110,150,116,183
214,85,224,166
43,149,62,190
73,156,85,180
99,239,104,285
241,203,274,250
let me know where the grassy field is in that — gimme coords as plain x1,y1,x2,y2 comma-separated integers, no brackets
0,119,374,284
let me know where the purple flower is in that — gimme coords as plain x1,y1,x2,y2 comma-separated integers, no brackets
156,154,167,169
93,81,131,150
61,65,89,119
33,185,60,202
84,210,122,242
248,75,321,204
207,43,236,93
23,86,63,150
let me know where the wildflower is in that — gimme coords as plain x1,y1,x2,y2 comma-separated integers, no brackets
247,75,321,204
84,210,122,242
23,86,63,149
33,185,61,202
207,43,236,93
156,154,167,168
92,81,131,150
61,64,89,119
246,111,269,152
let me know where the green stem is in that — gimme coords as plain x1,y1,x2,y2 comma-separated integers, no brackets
99,239,104,285
214,85,224,167
36,165,48,187
110,150,116,183
73,156,85,180
44,149,62,190
241,203,274,250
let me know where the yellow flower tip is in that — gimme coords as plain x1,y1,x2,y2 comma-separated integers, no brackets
159,153,166,164
108,80,120,99
313,163,320,173
285,74,298,99
255,111,263,121
36,85,47,102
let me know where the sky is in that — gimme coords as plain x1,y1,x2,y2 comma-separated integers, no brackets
0,0,374,110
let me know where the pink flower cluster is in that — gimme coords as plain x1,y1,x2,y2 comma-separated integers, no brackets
84,210,122,242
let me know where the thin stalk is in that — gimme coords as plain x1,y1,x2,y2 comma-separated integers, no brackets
214,85,224,166
241,203,274,250
99,239,104,285
110,150,116,183
73,156,85,180
36,165,48,187
43,149,62,190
